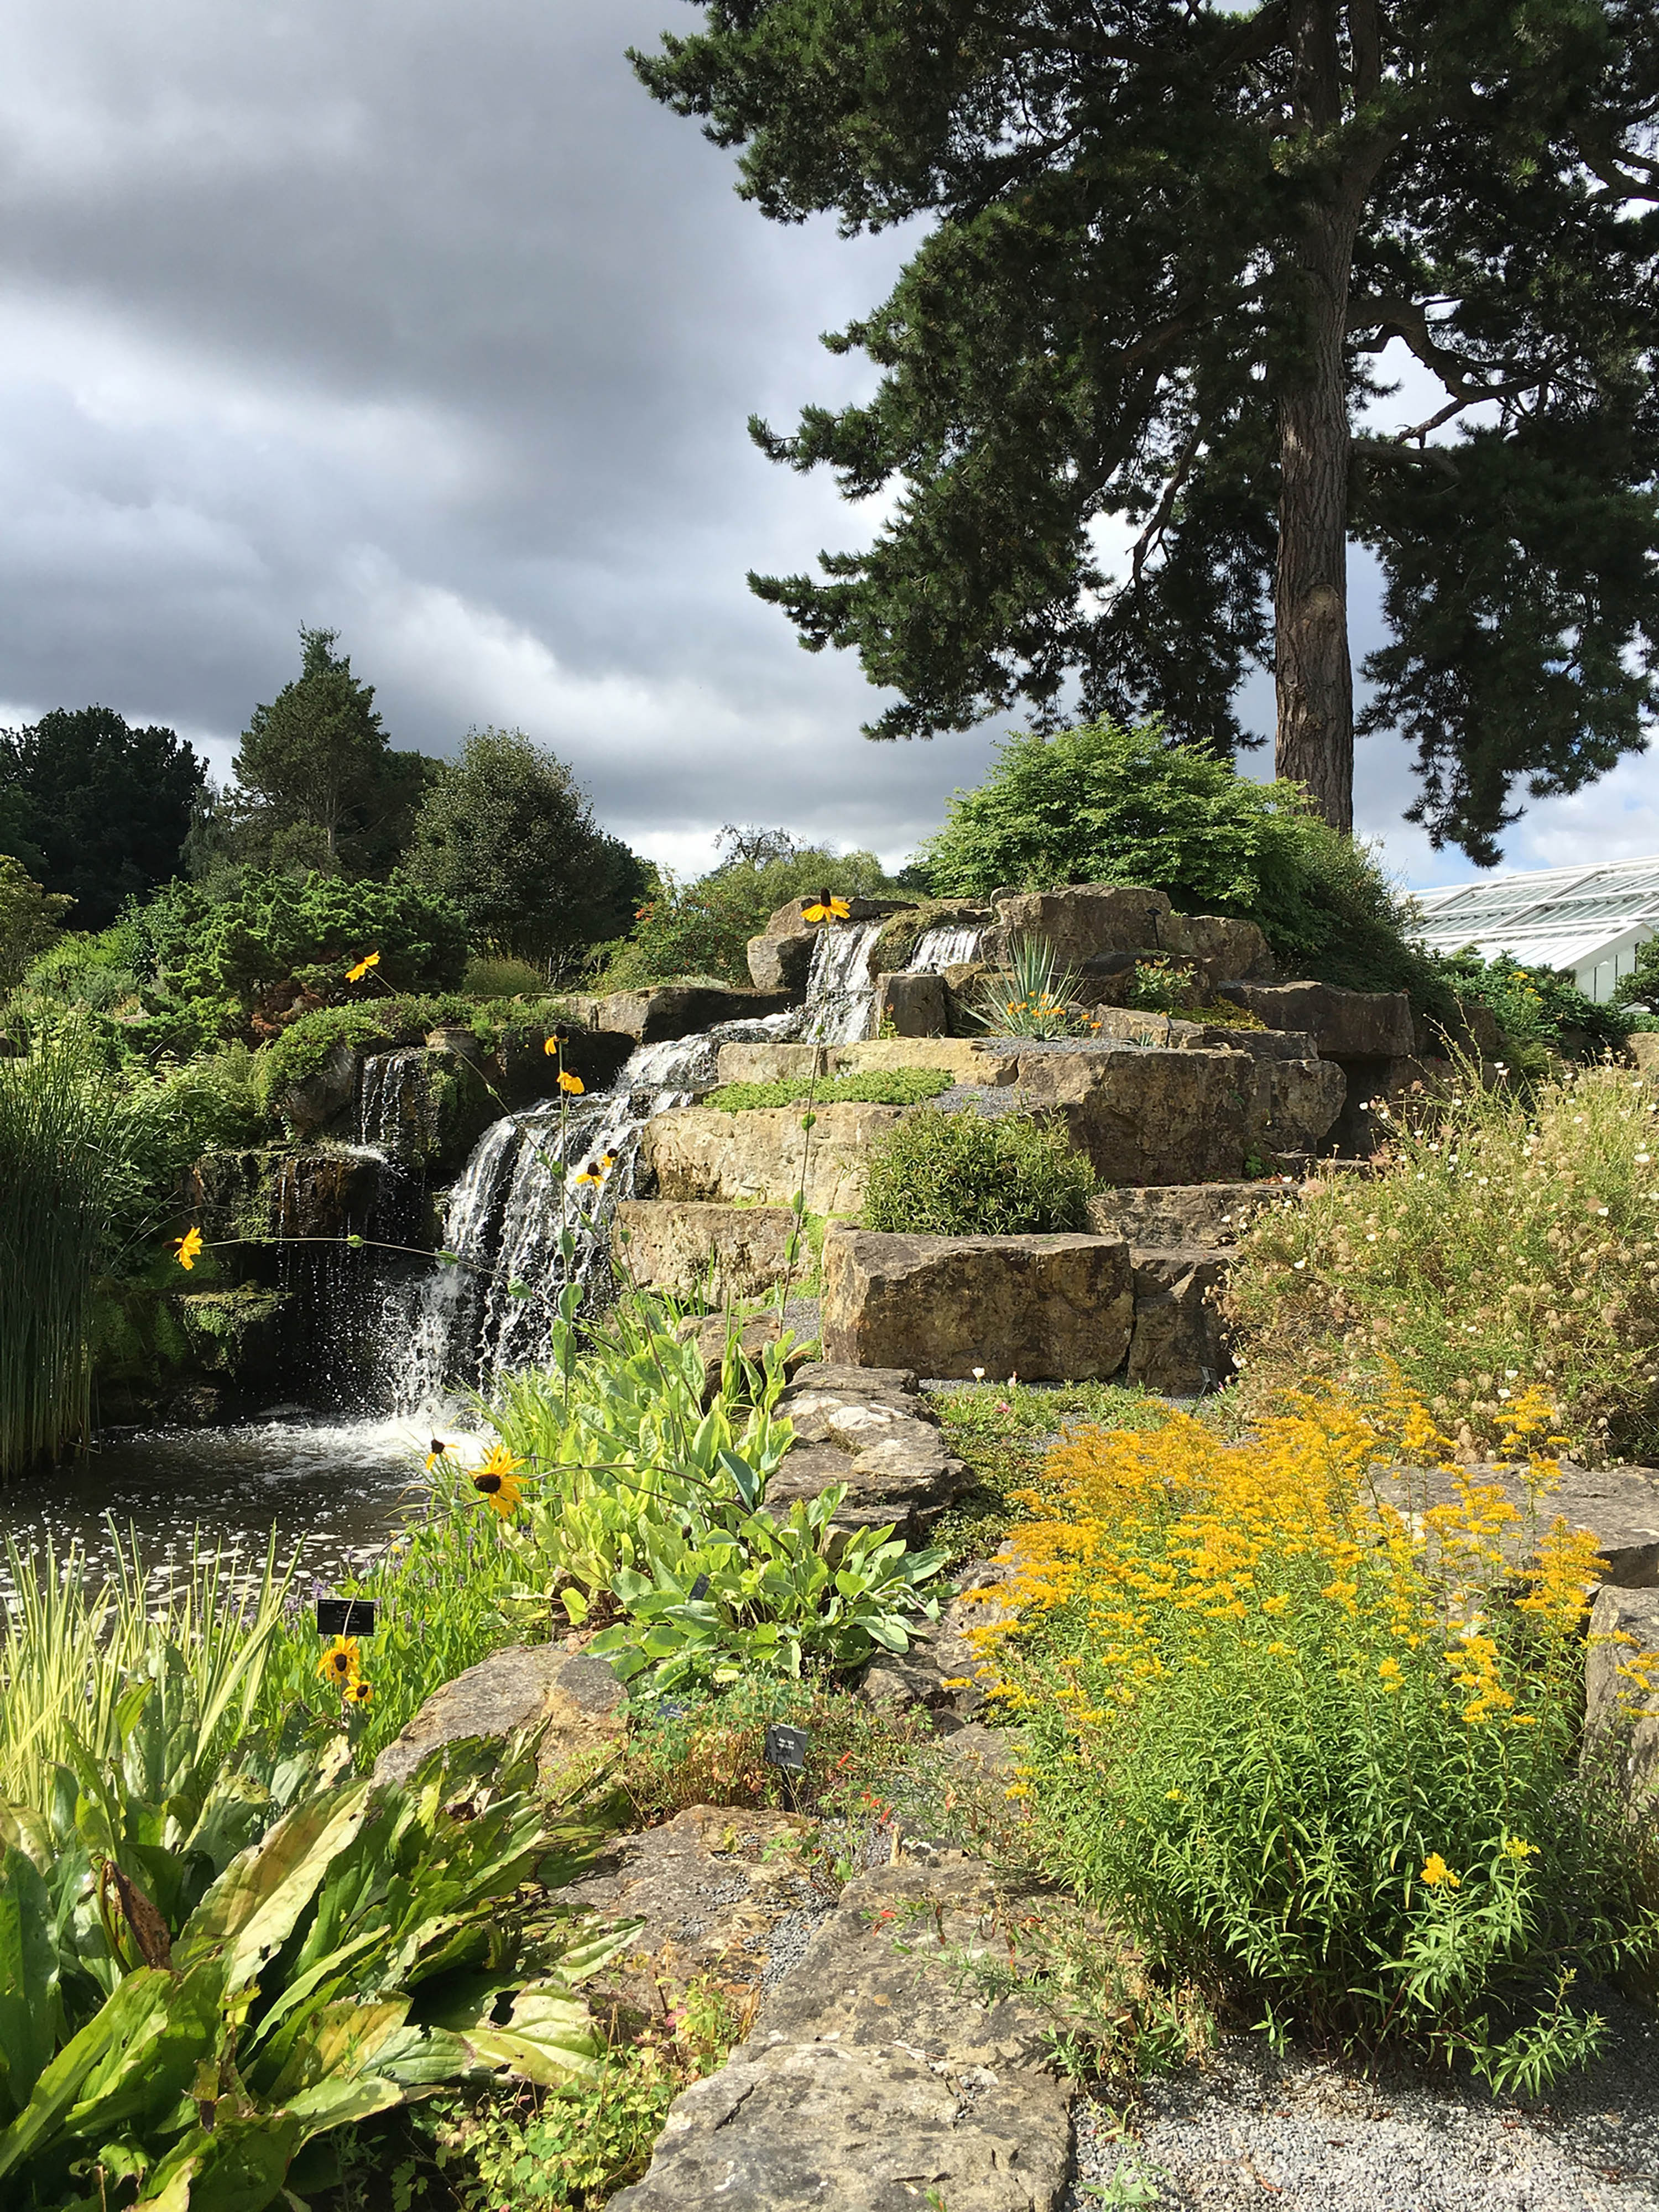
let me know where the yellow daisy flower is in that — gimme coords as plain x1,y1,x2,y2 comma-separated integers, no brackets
802,894,852,924
472,1443,525,1517
558,1071,585,1095
345,951,380,983
173,1226,204,1271
317,1635,361,1685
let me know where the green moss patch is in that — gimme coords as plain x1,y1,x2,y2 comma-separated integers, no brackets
704,1067,957,1113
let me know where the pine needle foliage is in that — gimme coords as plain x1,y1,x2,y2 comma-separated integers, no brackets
0,1032,125,1476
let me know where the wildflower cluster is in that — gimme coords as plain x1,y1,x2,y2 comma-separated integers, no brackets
1224,1060,1659,1460
315,1632,374,1707
977,1383,1654,2084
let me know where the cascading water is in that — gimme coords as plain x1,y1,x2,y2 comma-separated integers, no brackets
394,1013,800,1401
910,923,985,973
801,918,888,1043
357,1048,435,1161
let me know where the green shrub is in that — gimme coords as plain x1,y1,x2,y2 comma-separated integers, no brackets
862,1107,1095,1235
251,1002,404,1109
1428,947,1628,1065
704,1067,956,1112
143,868,468,1015
994,1394,1653,2088
920,718,1425,994
592,844,904,988
1224,1061,1659,1460
464,952,547,997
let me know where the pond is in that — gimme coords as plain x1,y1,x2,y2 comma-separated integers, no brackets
0,1410,482,1603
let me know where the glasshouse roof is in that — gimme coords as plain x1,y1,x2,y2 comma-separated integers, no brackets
1412,855,1659,1003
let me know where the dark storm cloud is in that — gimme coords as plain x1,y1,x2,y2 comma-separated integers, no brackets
0,0,1649,878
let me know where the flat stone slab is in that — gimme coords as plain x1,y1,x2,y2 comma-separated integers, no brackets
823,1229,1134,1383
565,1805,823,2024
1215,979,1415,1059
643,1101,905,1214
607,1861,1073,2212
771,1360,970,1536
716,1037,1022,1088
1088,1181,1293,1246
372,1642,628,1788
1585,1586,1659,1810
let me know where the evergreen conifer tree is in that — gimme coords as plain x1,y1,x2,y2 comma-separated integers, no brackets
636,1,1659,858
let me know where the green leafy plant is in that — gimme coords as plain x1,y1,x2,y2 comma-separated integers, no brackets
1124,956,1202,1016
705,1067,954,1112
1430,947,1629,1066
862,1107,1095,1236
974,933,1088,1039
463,954,549,998
0,1736,626,2211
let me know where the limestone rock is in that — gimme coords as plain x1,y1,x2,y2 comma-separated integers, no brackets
1162,913,1279,983
1009,1044,1256,1185
1088,1181,1290,1246
1248,1053,1348,1161
993,883,1173,963
771,1361,969,1536
608,1861,1074,2212
1369,1460,1659,1588
1584,1586,1659,1810
1080,1005,1319,1060
643,1102,905,1214
564,1806,822,2023
372,1644,628,1790
275,1040,359,1138
714,1037,1021,1089
1215,980,1415,1060
875,970,948,1036
597,985,792,1044
1127,1245,1232,1395
1631,1033,1659,1077
748,896,914,997
821,1229,1133,1381
614,1199,796,1301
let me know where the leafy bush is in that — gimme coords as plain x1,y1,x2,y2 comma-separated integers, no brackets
919,718,1426,994
465,953,548,997
251,1002,405,1109
592,843,903,989
1224,1062,1659,1460
0,857,74,994
990,1391,1654,2087
1124,955,1203,1015
705,1067,955,1112
1428,947,1628,1065
143,869,468,1022
862,1108,1095,1235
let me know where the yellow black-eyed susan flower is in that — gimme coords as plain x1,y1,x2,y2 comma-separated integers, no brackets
346,951,380,983
558,1071,585,1095
424,1437,447,1473
575,1152,615,1187
802,894,851,924
542,1034,566,1057
471,1443,525,1518
317,1635,361,1684
346,1678,374,1705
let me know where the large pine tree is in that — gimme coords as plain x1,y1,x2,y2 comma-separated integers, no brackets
636,1,1659,858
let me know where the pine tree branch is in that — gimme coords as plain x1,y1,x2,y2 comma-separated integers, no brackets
1349,293,1554,408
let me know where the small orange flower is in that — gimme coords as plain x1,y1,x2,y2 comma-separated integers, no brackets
173,1226,204,1271
558,1071,585,1095
346,951,380,983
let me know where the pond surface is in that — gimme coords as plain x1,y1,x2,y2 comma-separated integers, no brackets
0,1411,483,1601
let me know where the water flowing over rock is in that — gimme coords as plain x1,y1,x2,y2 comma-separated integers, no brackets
910,921,984,972
802,919,888,1042
356,1047,435,1161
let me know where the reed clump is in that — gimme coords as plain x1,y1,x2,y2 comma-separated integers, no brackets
0,1031,126,1476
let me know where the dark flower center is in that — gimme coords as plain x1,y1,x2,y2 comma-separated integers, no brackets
475,1474,503,1494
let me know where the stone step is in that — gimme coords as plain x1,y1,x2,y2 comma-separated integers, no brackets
606,1860,1073,2212
1088,1180,1296,1247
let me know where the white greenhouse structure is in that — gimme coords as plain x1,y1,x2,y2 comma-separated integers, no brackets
1411,855,1659,1003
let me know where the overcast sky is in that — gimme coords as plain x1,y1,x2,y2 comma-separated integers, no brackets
1,0,1653,893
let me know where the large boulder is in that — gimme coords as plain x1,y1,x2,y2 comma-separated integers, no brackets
873,970,948,1036
992,883,1173,963
1584,1586,1659,1811
642,1102,905,1214
1215,980,1415,1060
1162,912,1279,982
614,1199,796,1300
608,1861,1074,2212
372,1644,628,1789
1248,1053,1348,1161
716,1038,1020,1089
769,1360,969,1535
1127,1245,1232,1395
1009,1044,1258,1185
822,1228,1133,1381
1088,1180,1291,1246
274,1040,359,1138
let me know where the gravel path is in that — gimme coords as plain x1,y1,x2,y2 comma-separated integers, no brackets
1067,2002,1659,2210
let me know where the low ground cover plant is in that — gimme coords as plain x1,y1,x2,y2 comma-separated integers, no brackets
703,1066,954,1112
863,1106,1095,1236
1224,1061,1659,1461
984,1388,1656,2089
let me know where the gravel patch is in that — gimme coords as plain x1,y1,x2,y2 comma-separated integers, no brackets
1066,2004,1659,2210
759,1902,836,1992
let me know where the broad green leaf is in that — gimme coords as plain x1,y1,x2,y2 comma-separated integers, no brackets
263,1999,410,2101
177,1780,375,1993
281,2070,402,2142
137,2109,306,2212
0,1844,59,2122
461,1983,602,2085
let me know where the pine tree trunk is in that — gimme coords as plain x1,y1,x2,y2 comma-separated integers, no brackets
1273,3,1360,833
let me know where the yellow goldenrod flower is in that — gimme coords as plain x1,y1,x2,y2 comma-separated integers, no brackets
317,1635,361,1684
1501,1835,1535,1860
345,951,380,983
173,1226,204,1271
558,1071,585,1095
1377,1658,1402,1680
1420,1853,1460,1889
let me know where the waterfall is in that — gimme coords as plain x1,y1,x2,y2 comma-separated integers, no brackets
910,924,985,973
357,1048,434,1161
801,918,887,1043
393,1013,799,1402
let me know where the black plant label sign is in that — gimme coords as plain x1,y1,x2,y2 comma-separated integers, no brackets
316,1598,377,1637
764,1723,809,1772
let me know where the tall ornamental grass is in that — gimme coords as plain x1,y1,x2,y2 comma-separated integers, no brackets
981,1389,1656,2089
0,1033,124,1476
1224,1061,1659,1461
